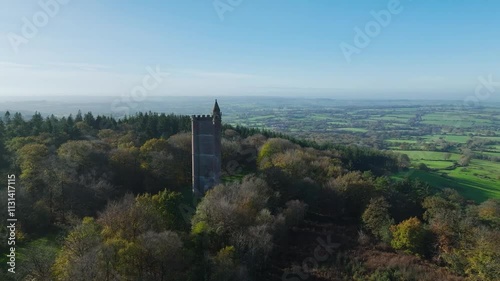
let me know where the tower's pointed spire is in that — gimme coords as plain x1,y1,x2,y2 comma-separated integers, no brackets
213,99,220,113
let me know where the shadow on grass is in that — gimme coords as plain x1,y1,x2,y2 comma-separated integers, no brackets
394,169,498,202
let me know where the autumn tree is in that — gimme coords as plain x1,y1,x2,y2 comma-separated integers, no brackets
109,146,142,193
257,138,297,167
57,140,110,174
465,229,500,281
17,143,49,185
477,199,500,227
138,231,187,281
210,246,240,281
327,171,376,218
192,176,273,237
53,217,103,281
54,189,189,281
422,189,466,254
192,175,305,274
390,217,428,256
139,138,177,192
167,133,192,188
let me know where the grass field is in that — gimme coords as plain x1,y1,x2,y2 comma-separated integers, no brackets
335,128,368,133
396,150,461,161
0,229,62,274
419,160,455,169
387,139,418,143
422,135,472,143
395,168,500,202
392,153,500,202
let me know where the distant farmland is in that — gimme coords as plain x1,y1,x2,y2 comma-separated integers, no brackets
223,100,500,202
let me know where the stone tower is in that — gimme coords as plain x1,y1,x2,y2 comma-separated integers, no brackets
191,100,222,196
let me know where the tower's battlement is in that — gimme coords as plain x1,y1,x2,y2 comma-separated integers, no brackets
191,114,213,120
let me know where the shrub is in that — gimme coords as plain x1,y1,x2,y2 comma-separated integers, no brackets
417,163,429,171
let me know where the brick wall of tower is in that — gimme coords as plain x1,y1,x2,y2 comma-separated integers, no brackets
191,114,221,196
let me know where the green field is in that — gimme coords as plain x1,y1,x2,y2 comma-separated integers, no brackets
392,152,500,202
335,128,369,133
395,168,500,202
0,230,62,274
396,150,461,161
422,135,472,143
387,139,419,144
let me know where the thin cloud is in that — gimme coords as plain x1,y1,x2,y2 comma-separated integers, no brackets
176,69,258,80
0,61,37,69
46,62,112,72
0,61,112,72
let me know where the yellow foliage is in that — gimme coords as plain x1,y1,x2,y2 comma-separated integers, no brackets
192,221,209,235
390,217,427,256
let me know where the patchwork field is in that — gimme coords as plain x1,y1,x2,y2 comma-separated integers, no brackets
222,100,500,202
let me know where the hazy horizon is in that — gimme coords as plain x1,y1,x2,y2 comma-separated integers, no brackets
2,94,500,102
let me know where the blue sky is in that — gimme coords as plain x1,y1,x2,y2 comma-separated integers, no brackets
0,0,499,99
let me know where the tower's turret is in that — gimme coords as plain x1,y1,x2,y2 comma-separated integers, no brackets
213,99,221,123
212,100,222,188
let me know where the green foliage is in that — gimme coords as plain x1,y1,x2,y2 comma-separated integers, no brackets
441,249,468,276
362,197,394,243
338,145,400,176
57,140,110,173
477,199,500,227
211,246,238,281
192,176,273,236
465,230,500,281
192,221,210,235
327,171,377,218
53,217,102,280
422,189,467,253
418,163,430,171
0,233,61,280
368,268,398,281
386,178,431,222
99,190,184,241
109,146,142,192
257,138,296,165
192,175,306,275
136,189,185,231
139,137,191,192
17,143,49,180
0,120,9,170
53,190,189,281
390,217,427,256
138,231,186,281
